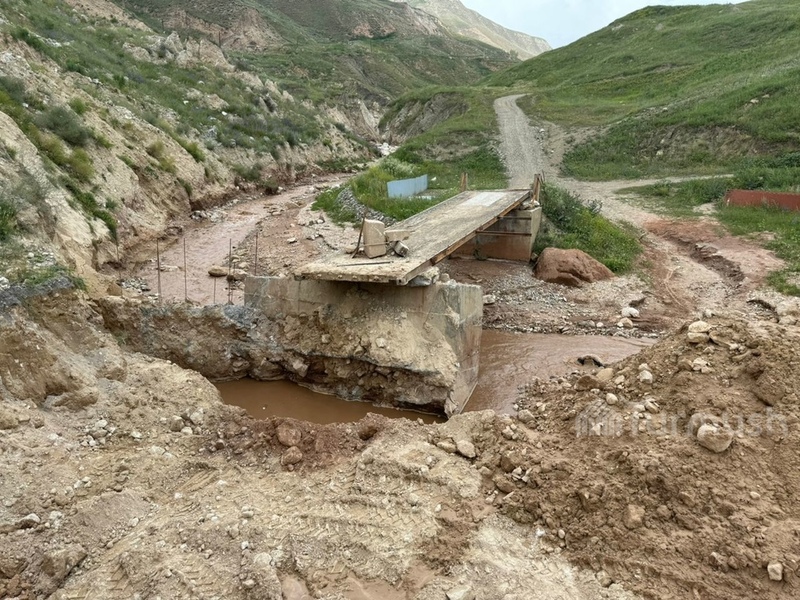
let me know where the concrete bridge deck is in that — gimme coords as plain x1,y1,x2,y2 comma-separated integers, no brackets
298,189,533,285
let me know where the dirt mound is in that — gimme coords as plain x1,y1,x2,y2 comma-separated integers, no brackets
466,317,800,599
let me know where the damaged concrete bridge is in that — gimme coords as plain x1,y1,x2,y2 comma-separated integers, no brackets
245,188,542,416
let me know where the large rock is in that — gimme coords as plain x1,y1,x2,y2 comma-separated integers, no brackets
534,248,614,287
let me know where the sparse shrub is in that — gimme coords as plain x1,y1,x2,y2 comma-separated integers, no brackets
0,199,18,241
180,140,205,162
178,178,192,198
68,148,94,182
11,27,47,53
0,76,27,105
35,106,91,147
232,162,262,183
146,141,176,174
69,97,89,115
37,132,70,167
534,184,641,273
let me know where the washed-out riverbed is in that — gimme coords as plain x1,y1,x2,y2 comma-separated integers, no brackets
216,329,654,422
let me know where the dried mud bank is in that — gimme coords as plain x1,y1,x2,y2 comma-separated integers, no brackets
3,280,800,600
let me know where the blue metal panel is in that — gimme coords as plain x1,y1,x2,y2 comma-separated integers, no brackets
388,175,428,198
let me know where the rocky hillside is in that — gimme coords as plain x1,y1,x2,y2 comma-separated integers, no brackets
401,0,550,59
0,0,521,294
110,0,518,103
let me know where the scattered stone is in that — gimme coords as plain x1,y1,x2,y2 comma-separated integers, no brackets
621,307,640,319
281,446,303,466
208,265,228,277
638,370,654,385
623,504,645,529
287,237,298,244
596,570,613,588
696,424,734,453
408,267,439,287
276,423,302,447
483,294,497,306
578,355,605,367
0,406,19,430
754,372,786,407
436,440,457,454
169,416,185,432
456,440,477,459
188,409,204,426
41,544,87,585
575,374,601,391
687,331,710,344
596,368,615,382
516,409,535,424
17,513,41,529
393,241,410,257
446,584,476,600
687,321,712,344
605,393,619,406
640,397,657,413
493,474,515,493
617,318,634,329
767,561,784,581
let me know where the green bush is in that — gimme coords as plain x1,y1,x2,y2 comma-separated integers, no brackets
69,97,89,115
146,141,176,174
232,162,262,183
180,140,205,162
37,132,70,167
0,199,18,241
35,106,91,147
534,184,642,273
68,148,94,182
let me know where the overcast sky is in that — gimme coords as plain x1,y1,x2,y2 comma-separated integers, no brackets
460,0,747,48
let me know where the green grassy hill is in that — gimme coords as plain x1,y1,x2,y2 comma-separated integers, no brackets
486,0,800,179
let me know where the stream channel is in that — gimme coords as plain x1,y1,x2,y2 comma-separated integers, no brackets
216,329,654,423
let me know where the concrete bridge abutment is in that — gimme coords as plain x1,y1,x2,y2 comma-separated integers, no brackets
244,276,483,416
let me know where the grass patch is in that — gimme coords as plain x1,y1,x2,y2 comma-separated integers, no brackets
534,184,642,273
314,145,507,224
622,177,733,218
62,179,118,241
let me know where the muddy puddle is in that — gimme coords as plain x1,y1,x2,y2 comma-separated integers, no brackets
465,329,656,413
215,379,444,424
216,330,654,423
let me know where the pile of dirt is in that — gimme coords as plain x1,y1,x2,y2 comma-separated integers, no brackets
470,316,800,599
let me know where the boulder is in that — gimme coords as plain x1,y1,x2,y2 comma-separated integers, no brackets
534,248,614,287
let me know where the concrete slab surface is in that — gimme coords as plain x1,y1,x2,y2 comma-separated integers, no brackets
298,189,531,284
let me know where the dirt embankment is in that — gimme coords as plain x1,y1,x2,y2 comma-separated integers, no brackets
3,279,800,600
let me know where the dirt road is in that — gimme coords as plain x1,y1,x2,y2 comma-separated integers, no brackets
492,94,784,323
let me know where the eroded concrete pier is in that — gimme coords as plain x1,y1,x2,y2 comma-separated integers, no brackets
245,277,482,415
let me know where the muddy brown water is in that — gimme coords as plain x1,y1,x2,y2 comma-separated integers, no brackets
215,330,655,424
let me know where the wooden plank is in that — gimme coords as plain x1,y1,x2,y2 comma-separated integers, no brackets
298,189,531,284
